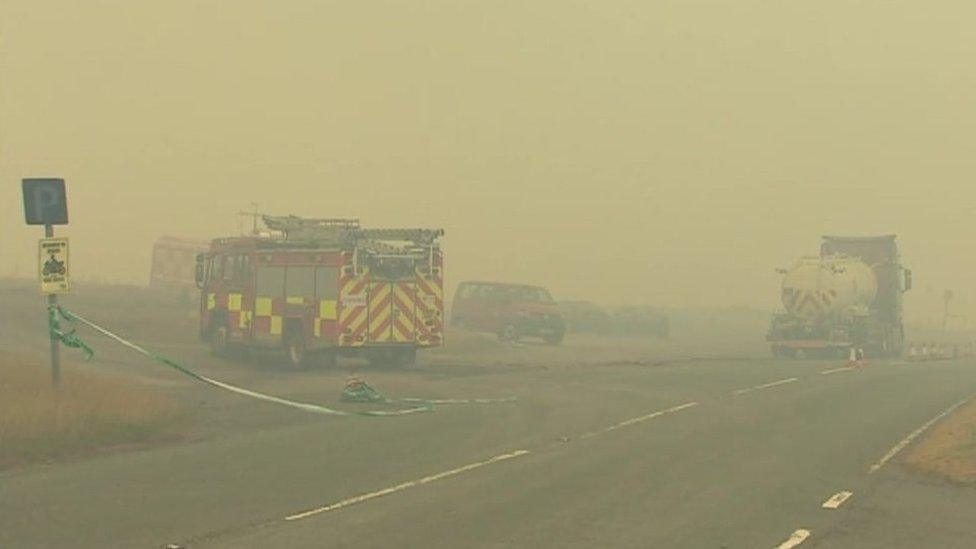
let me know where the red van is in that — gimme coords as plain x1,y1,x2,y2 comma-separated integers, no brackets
450,281,565,344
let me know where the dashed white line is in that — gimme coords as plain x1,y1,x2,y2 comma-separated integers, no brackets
604,401,699,432
821,490,853,509
284,449,530,521
820,366,856,375
580,401,699,438
775,529,811,548
869,396,971,473
732,377,798,395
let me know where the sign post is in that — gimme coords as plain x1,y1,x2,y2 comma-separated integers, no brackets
23,178,69,390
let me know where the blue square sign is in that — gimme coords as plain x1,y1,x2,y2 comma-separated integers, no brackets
22,178,68,225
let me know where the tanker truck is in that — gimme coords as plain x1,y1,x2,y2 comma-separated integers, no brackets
767,235,912,358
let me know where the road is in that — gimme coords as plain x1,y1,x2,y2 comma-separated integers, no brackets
2,339,976,548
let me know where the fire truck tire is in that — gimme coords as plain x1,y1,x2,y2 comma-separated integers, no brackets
319,349,338,368
285,332,308,368
210,326,230,357
393,348,417,367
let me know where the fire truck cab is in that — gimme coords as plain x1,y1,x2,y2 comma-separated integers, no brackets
196,216,444,368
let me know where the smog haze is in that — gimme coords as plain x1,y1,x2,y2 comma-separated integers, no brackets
2,0,974,322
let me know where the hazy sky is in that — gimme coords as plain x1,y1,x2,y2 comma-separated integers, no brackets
2,1,974,321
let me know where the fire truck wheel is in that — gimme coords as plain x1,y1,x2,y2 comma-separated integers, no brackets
319,349,338,368
210,326,230,357
393,348,417,367
285,332,308,368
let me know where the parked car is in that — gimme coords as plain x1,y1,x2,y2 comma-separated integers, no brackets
560,301,669,339
451,281,565,344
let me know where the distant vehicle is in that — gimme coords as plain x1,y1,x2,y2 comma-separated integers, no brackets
559,301,614,333
767,235,912,358
150,236,210,296
451,281,565,344
607,306,670,339
560,301,669,338
196,215,445,368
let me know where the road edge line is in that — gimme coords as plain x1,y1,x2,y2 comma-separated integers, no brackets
869,396,972,474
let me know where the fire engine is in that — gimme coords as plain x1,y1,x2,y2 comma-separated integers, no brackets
195,215,444,367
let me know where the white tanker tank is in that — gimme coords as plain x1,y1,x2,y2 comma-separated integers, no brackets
781,255,877,322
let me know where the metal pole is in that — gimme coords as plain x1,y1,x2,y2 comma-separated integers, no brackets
45,223,61,390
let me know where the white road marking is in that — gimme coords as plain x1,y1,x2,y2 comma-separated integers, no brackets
820,366,856,375
732,377,798,395
578,401,699,439
284,449,530,521
603,401,699,432
868,396,972,474
821,490,853,509
776,529,811,548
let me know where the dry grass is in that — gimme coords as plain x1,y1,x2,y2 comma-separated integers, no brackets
906,397,976,483
0,352,184,470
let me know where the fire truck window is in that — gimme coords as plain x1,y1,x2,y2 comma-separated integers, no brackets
222,255,240,282
212,256,225,281
255,266,285,297
235,255,250,284
285,266,316,297
315,267,339,298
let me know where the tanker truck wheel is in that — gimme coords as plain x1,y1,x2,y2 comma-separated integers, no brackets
772,346,797,359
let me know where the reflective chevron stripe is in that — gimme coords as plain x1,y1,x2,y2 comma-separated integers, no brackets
369,282,393,342
392,282,416,342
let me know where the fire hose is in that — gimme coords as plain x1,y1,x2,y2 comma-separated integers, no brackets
48,305,514,418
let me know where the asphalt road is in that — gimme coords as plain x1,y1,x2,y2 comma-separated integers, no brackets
3,347,976,548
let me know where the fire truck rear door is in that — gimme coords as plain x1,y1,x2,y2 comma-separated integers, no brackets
391,281,417,343
368,282,394,343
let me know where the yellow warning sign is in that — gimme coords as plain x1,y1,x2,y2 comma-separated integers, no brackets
39,237,70,294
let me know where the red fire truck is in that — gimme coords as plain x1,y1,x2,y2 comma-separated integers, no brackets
195,216,444,367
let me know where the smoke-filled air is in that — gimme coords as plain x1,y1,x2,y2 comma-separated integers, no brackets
3,2,976,548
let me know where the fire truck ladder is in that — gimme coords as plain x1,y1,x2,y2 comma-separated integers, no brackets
347,228,445,247
263,215,360,233
263,215,443,248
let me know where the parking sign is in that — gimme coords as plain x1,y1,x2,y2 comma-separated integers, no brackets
23,178,68,225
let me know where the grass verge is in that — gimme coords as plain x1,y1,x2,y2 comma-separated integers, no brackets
0,351,185,470
906,397,976,483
